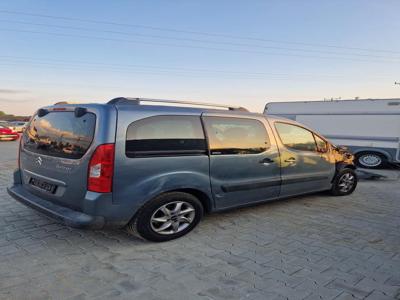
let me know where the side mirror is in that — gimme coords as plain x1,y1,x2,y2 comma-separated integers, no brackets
318,147,328,153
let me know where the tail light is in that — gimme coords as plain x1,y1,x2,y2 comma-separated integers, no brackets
87,144,115,193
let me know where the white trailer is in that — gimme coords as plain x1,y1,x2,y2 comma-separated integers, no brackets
264,98,400,168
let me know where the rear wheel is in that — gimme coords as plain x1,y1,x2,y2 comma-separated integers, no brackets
126,192,203,242
356,152,386,169
330,169,358,196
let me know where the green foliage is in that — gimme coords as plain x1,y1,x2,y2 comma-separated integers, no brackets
0,111,29,121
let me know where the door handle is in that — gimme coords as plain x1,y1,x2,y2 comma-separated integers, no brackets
284,157,296,164
260,157,274,165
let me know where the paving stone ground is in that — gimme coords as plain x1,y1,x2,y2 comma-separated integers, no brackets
0,143,399,299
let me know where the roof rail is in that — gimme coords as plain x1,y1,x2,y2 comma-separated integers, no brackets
107,97,248,111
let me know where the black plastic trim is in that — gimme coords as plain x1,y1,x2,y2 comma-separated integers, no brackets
126,149,208,158
221,175,329,193
221,179,281,193
282,175,329,185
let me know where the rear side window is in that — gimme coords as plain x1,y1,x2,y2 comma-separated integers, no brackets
275,122,317,152
203,117,269,155
126,116,206,157
24,111,96,159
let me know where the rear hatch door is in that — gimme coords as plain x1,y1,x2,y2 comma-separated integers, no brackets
20,106,109,210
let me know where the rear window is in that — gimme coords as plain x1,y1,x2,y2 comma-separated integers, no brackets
23,111,96,159
126,115,206,157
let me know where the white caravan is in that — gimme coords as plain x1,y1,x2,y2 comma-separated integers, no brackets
264,99,400,168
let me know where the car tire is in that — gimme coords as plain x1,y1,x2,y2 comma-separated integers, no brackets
126,192,204,242
355,152,387,169
330,168,358,196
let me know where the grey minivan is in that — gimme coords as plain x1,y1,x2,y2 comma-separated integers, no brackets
8,98,357,242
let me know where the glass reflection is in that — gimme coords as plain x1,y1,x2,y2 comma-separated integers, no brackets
275,123,317,152
204,117,269,155
24,112,96,159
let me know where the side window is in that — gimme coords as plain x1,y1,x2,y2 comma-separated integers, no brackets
126,116,206,157
314,134,329,153
203,117,269,155
275,122,317,152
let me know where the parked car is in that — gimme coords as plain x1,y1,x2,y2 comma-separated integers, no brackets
8,121,28,133
0,120,11,127
7,98,357,242
264,98,400,168
0,124,19,141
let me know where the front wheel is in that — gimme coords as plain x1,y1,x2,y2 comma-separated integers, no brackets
330,169,358,196
126,192,204,242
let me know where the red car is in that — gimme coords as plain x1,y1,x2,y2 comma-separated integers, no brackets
0,125,19,141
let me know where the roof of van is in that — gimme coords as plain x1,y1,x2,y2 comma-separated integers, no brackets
48,97,264,118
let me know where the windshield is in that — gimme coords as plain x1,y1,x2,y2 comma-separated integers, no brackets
23,111,96,159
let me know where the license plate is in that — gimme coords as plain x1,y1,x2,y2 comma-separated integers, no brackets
29,178,57,193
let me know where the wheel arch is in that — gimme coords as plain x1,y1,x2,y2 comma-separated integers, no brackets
128,187,214,225
336,162,356,171
333,162,356,182
172,188,213,213
145,187,214,213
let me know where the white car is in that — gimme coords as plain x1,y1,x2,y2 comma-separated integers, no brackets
8,122,27,133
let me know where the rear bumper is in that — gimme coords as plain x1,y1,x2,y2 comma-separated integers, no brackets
7,184,105,229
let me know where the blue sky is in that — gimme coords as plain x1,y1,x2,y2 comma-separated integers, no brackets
0,0,399,115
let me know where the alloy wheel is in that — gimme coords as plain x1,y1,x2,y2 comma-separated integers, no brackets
150,201,196,235
338,173,355,193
